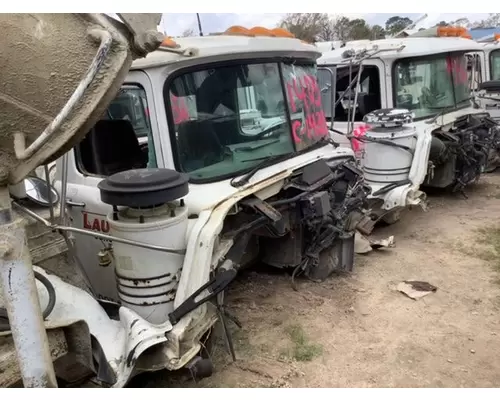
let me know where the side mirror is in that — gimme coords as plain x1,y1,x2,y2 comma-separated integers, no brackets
11,176,59,207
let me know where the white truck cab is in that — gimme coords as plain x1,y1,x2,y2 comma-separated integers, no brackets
469,34,500,122
48,26,370,386
317,28,500,225
474,33,500,82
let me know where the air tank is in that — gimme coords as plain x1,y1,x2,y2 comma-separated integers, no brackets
360,109,417,185
98,168,190,324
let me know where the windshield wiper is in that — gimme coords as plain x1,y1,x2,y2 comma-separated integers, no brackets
229,136,338,188
316,133,340,148
233,139,280,153
230,153,292,188
427,95,476,124
427,105,458,124
253,120,288,140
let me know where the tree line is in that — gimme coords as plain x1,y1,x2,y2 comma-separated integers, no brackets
177,13,500,41
278,13,500,43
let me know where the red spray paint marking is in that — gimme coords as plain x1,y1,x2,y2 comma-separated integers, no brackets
351,124,371,153
170,94,190,124
291,111,329,144
286,74,328,144
446,56,468,86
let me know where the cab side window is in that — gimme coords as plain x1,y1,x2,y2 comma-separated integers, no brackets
467,53,482,90
490,49,500,81
319,65,382,122
75,85,154,176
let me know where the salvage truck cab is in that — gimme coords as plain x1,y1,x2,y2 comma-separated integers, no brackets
470,34,500,122
317,27,500,227
51,26,369,386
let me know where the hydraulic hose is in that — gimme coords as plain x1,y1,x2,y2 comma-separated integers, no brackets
0,271,56,332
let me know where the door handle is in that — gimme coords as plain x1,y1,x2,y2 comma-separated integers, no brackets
66,199,86,207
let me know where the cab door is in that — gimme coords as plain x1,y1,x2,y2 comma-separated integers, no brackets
59,70,163,303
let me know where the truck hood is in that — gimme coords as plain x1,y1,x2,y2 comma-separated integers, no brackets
185,143,355,215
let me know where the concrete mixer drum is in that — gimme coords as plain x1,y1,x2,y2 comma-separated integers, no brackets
0,13,163,388
0,13,163,185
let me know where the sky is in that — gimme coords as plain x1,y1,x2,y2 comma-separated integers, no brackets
158,13,492,36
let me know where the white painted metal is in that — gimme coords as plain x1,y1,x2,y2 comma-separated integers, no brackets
110,201,188,323
0,265,174,387
317,35,488,212
46,31,357,386
362,125,417,184
0,208,57,388
130,35,319,70
320,37,483,63
470,39,500,121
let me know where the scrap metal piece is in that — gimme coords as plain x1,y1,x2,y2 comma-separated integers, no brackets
397,281,437,300
354,232,395,254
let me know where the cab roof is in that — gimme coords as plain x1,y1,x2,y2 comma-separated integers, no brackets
131,34,320,70
477,41,500,51
318,37,484,66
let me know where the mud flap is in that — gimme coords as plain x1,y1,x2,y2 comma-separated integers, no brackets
305,233,355,282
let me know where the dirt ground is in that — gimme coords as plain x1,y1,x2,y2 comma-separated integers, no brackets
134,173,500,388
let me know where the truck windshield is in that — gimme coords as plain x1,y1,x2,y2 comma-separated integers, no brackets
393,52,470,120
165,62,328,181
490,49,500,80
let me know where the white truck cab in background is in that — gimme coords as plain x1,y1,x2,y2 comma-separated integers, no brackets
317,28,500,226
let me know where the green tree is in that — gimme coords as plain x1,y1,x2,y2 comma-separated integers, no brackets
435,21,449,27
451,17,471,28
327,17,381,41
279,14,385,43
279,13,331,42
327,16,353,41
471,13,500,28
370,24,386,40
385,16,413,36
348,18,373,40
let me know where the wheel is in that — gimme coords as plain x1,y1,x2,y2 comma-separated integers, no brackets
381,209,402,225
186,356,214,380
310,246,341,282
484,149,500,173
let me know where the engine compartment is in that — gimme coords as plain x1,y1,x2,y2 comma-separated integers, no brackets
220,157,370,282
425,113,500,193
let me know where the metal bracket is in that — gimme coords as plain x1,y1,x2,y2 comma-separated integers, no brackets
241,196,282,222
116,14,164,56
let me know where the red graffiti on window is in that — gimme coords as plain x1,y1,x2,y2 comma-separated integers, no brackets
286,74,328,145
170,94,190,124
446,56,468,86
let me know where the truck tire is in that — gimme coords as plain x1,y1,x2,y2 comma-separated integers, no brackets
381,209,402,225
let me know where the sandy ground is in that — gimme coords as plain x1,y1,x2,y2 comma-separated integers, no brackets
132,173,500,388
